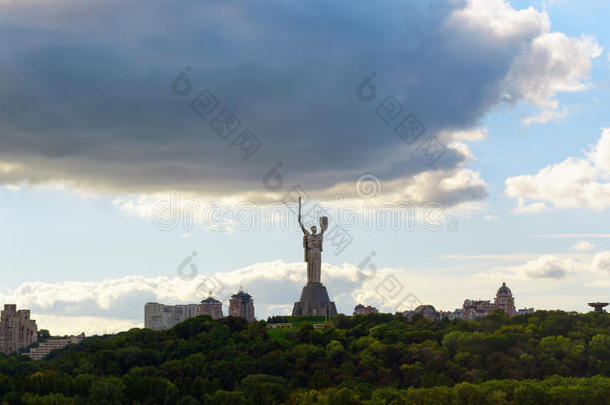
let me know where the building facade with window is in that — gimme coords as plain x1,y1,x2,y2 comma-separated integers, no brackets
462,282,519,320
144,303,201,331
27,334,85,361
200,296,223,320
229,289,255,322
353,304,379,315
0,304,38,355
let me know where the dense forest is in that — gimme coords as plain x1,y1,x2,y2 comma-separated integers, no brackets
1,311,610,404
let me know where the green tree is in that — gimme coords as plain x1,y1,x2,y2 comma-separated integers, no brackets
240,374,288,405
87,378,125,405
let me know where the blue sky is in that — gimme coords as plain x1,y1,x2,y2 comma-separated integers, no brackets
1,0,610,335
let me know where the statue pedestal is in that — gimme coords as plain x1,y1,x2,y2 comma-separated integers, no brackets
292,282,338,317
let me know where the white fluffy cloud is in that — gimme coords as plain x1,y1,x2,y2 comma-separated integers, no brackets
508,33,602,124
512,197,549,215
518,255,576,279
572,240,596,251
589,128,610,172
450,0,602,124
592,251,610,274
491,251,610,282
450,0,550,39
440,128,488,142
506,128,610,212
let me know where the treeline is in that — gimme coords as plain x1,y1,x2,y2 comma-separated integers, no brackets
289,376,610,404
0,311,609,404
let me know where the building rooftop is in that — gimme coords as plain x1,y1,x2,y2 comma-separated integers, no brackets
497,282,512,296
201,296,221,303
231,290,253,303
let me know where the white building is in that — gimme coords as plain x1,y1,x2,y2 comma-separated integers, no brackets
27,334,84,361
144,303,201,331
516,307,535,316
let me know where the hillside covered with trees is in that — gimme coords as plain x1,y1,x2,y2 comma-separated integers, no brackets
1,311,610,404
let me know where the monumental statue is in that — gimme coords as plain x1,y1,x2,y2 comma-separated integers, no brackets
298,198,326,283
292,197,338,317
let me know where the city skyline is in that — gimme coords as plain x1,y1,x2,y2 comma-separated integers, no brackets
2,0,610,336
0,279,580,341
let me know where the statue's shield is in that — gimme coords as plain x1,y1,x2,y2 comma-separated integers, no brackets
319,216,328,232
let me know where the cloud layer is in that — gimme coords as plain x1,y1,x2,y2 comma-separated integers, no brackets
3,250,610,335
0,260,412,335
0,261,355,334
487,251,610,282
506,128,610,212
0,0,601,207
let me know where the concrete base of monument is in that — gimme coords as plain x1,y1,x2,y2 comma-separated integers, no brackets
292,282,338,317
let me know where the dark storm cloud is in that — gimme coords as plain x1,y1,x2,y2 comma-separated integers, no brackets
0,0,542,200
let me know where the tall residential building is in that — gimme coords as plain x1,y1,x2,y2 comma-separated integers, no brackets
0,304,38,355
229,289,255,322
26,334,84,361
494,282,516,317
200,295,223,320
144,303,200,331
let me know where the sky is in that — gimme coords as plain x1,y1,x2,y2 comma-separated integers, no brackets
1,0,610,335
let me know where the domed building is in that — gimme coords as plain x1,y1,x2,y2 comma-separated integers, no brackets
404,304,440,321
494,282,516,317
